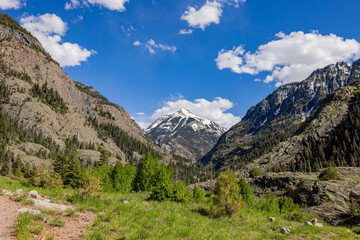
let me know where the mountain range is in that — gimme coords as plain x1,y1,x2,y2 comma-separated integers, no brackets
201,59,360,174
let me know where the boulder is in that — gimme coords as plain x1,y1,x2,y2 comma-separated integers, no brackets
29,190,39,198
33,199,75,212
15,189,24,195
18,208,41,215
277,226,291,234
2,189,13,196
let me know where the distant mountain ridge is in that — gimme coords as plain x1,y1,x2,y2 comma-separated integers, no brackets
201,59,360,172
145,108,226,161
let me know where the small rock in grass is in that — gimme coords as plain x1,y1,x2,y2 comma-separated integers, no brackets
305,221,312,226
29,190,38,198
15,189,24,195
269,217,276,222
311,218,318,225
143,201,150,206
123,200,129,204
277,226,291,234
313,222,323,227
2,189,14,196
18,208,41,215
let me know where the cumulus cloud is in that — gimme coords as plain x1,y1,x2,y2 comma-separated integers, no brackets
133,39,176,54
181,1,222,30
65,0,129,11
21,13,95,67
215,31,360,86
151,97,241,129
0,0,25,10
179,29,194,35
180,0,245,30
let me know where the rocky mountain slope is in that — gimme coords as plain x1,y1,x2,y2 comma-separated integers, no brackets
145,108,226,161
201,59,360,172
0,13,162,168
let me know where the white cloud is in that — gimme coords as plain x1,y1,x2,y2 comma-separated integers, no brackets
179,29,194,35
0,0,25,10
215,31,360,86
181,1,222,30
65,0,129,11
21,13,95,67
151,97,241,129
180,0,245,30
133,39,176,54
133,40,141,46
135,112,145,115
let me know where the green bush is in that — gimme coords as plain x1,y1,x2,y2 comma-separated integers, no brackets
260,193,280,214
174,181,188,202
249,168,263,178
279,196,298,214
193,186,206,202
212,171,244,218
318,167,340,181
238,179,254,206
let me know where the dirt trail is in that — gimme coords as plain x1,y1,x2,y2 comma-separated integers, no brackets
0,195,20,240
0,192,96,240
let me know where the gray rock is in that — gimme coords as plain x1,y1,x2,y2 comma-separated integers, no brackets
18,208,41,215
1,189,13,196
277,226,291,234
15,189,24,195
269,217,276,222
305,221,312,226
29,190,38,198
313,222,324,227
123,200,130,204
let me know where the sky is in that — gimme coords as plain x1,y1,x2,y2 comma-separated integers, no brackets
2,0,360,129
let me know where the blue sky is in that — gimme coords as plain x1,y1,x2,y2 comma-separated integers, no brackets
2,0,360,128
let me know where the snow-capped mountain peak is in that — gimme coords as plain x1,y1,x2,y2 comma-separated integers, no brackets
145,109,227,161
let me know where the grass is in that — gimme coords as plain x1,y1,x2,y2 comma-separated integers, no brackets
1,176,359,240
49,218,65,227
15,213,44,240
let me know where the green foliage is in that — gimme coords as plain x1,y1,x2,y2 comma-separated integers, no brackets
249,167,263,178
238,179,254,206
193,186,206,202
318,167,340,181
112,162,136,193
80,169,102,197
212,171,243,218
54,152,81,188
30,83,68,114
260,193,280,214
16,212,44,240
93,164,113,192
24,165,63,189
150,163,174,201
174,180,188,202
279,196,298,214
133,153,159,192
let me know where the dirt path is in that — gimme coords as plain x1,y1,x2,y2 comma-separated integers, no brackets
0,195,20,240
0,192,96,240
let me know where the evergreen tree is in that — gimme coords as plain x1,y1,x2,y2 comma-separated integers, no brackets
133,152,158,192
150,163,174,200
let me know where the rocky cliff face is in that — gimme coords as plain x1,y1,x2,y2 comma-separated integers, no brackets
0,14,161,166
145,108,226,161
201,59,360,171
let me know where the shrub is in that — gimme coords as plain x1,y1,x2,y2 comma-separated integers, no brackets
279,196,298,214
174,181,188,202
150,163,174,201
318,167,340,181
80,169,102,197
193,186,206,202
260,193,280,214
238,179,254,207
249,168,263,178
212,171,244,218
